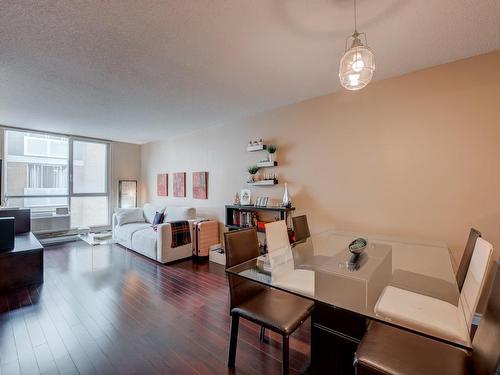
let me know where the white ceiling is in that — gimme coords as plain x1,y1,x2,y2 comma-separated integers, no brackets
0,1,499,144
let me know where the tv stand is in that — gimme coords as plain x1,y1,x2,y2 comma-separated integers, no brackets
0,233,43,293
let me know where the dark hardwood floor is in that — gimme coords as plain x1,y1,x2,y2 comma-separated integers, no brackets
0,240,310,374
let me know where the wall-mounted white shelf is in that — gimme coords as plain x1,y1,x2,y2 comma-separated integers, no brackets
256,161,277,168
247,144,266,152
247,180,278,186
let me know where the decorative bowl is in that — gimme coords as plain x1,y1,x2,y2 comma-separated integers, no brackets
348,238,367,255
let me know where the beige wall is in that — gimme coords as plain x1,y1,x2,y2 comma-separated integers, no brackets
141,51,500,270
110,141,142,212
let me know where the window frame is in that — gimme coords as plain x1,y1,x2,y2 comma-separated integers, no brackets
4,130,111,229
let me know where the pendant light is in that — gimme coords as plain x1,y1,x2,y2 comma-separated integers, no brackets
339,0,375,91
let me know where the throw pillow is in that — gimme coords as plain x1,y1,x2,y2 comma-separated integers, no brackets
115,208,145,226
152,212,164,225
143,203,166,224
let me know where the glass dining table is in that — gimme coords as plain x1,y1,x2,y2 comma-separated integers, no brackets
226,230,469,374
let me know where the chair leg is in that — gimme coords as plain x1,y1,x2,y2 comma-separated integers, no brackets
228,315,239,367
282,335,289,375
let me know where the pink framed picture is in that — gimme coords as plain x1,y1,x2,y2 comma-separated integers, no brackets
193,171,208,199
157,173,168,196
173,172,186,197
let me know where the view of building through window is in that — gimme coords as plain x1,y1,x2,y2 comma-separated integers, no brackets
5,130,109,228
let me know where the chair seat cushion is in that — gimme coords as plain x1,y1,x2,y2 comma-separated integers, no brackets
390,269,460,306
231,288,314,335
374,286,470,345
131,228,157,259
355,322,471,375
114,222,152,242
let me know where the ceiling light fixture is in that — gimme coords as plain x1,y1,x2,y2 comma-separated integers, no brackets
339,0,375,91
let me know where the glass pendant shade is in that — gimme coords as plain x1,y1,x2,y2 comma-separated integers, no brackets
339,33,375,91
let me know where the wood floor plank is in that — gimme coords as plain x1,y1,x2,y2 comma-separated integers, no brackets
32,344,57,374
0,240,310,374
0,360,21,375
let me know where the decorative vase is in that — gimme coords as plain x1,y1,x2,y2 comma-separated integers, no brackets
282,183,291,207
247,174,255,183
268,153,275,163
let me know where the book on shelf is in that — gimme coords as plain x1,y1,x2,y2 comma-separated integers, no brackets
232,210,257,228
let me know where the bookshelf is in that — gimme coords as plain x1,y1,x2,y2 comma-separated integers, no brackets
225,204,295,233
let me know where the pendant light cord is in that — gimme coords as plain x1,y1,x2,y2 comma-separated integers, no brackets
354,0,358,33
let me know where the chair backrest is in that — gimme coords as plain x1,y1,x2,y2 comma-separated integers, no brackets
292,215,310,243
265,220,290,252
472,259,500,375
456,228,482,291
224,228,265,310
459,237,493,332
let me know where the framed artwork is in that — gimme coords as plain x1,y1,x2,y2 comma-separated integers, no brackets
192,171,208,199
240,189,251,206
157,173,168,196
118,180,137,208
173,172,186,197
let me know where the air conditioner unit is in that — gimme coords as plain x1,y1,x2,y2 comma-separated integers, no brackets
31,213,71,234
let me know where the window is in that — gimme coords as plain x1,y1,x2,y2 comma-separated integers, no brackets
72,140,107,194
5,130,110,228
70,196,109,228
27,165,68,189
70,140,109,227
6,131,69,197
24,134,68,158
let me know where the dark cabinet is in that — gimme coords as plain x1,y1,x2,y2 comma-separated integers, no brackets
311,302,368,374
0,233,44,293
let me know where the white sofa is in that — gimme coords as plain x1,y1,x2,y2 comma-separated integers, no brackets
112,203,196,264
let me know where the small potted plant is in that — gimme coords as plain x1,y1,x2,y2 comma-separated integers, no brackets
247,165,260,182
267,144,277,163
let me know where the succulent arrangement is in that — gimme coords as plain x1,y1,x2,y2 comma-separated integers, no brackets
248,165,260,175
267,144,277,154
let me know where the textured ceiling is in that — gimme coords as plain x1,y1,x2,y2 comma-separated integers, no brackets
0,0,499,143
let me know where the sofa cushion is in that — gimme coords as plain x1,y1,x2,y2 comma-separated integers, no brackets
115,208,145,226
143,203,166,224
114,222,151,242
131,228,157,260
164,206,196,222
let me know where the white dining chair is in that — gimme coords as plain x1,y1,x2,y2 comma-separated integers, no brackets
374,237,493,345
265,220,290,253
264,220,315,296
